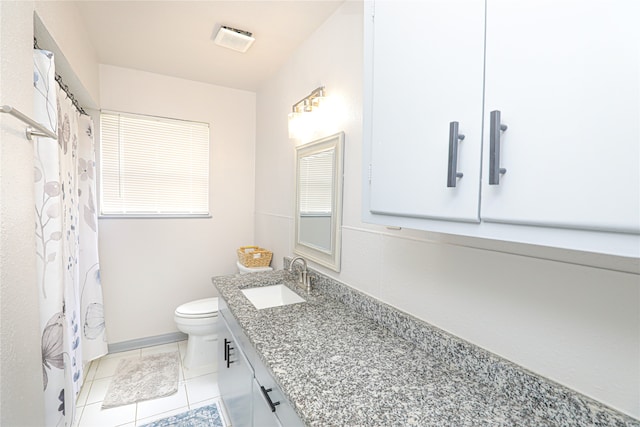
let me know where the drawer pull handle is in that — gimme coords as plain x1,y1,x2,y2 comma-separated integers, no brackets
489,110,508,185
260,386,281,412
225,339,234,368
447,121,465,187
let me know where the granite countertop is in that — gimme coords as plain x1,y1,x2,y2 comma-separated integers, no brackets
212,269,638,427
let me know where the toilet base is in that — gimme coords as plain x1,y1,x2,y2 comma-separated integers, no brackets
183,333,217,370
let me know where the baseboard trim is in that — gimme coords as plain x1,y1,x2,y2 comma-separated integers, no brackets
108,332,188,354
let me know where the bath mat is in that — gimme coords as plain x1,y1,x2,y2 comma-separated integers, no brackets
102,351,180,409
138,402,225,427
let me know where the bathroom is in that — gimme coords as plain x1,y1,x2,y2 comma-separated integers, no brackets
1,1,638,426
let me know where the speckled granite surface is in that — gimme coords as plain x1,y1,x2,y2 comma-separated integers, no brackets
212,268,639,427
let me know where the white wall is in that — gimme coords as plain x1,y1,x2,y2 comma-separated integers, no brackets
0,2,45,425
1,1,101,424
254,1,640,419
98,65,256,344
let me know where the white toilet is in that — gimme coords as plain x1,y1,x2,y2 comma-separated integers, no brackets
174,297,219,369
175,262,273,369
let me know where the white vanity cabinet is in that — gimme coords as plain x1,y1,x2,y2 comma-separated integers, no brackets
218,296,305,427
218,312,253,427
252,350,304,427
363,0,640,259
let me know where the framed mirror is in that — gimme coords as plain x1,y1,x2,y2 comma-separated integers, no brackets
294,132,344,271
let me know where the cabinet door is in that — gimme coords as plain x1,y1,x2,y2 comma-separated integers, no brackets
482,0,640,233
253,356,305,427
252,378,282,427
369,0,485,222
218,319,253,427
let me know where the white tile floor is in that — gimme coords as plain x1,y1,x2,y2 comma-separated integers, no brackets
74,340,228,427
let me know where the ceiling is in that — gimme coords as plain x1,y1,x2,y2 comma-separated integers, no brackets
76,1,345,92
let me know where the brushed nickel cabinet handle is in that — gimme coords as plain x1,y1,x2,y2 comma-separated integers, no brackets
447,121,465,187
489,110,508,185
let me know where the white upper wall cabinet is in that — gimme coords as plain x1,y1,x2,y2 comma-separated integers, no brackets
363,0,640,261
481,0,640,233
369,0,486,222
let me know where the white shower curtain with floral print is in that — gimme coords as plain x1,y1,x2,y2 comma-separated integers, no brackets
33,49,107,427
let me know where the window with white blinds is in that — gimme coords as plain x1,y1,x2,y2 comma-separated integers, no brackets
100,111,210,216
298,149,334,215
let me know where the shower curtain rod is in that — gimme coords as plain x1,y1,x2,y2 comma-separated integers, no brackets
0,105,58,140
34,37,88,116
55,74,88,116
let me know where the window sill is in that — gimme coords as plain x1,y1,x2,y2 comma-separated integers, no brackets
99,214,212,219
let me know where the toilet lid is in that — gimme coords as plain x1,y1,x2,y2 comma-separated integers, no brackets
175,297,218,317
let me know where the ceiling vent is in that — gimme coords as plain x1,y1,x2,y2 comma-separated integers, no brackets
214,26,255,53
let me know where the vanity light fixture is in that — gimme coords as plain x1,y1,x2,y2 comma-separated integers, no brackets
214,25,255,53
291,86,325,114
288,86,326,139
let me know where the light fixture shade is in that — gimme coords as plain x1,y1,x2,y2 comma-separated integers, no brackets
214,26,255,53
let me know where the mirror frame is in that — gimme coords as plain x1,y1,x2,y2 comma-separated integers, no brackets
294,132,345,272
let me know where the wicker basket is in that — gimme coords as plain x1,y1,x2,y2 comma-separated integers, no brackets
237,246,273,268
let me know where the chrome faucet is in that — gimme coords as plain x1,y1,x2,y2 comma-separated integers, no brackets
289,256,311,293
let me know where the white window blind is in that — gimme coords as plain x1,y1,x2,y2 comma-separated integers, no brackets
298,149,334,214
100,111,210,216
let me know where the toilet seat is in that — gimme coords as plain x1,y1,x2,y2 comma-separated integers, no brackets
175,297,218,319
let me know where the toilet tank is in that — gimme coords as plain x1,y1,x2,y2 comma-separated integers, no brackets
236,260,273,274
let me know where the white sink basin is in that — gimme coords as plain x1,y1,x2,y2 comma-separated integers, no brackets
241,284,306,310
